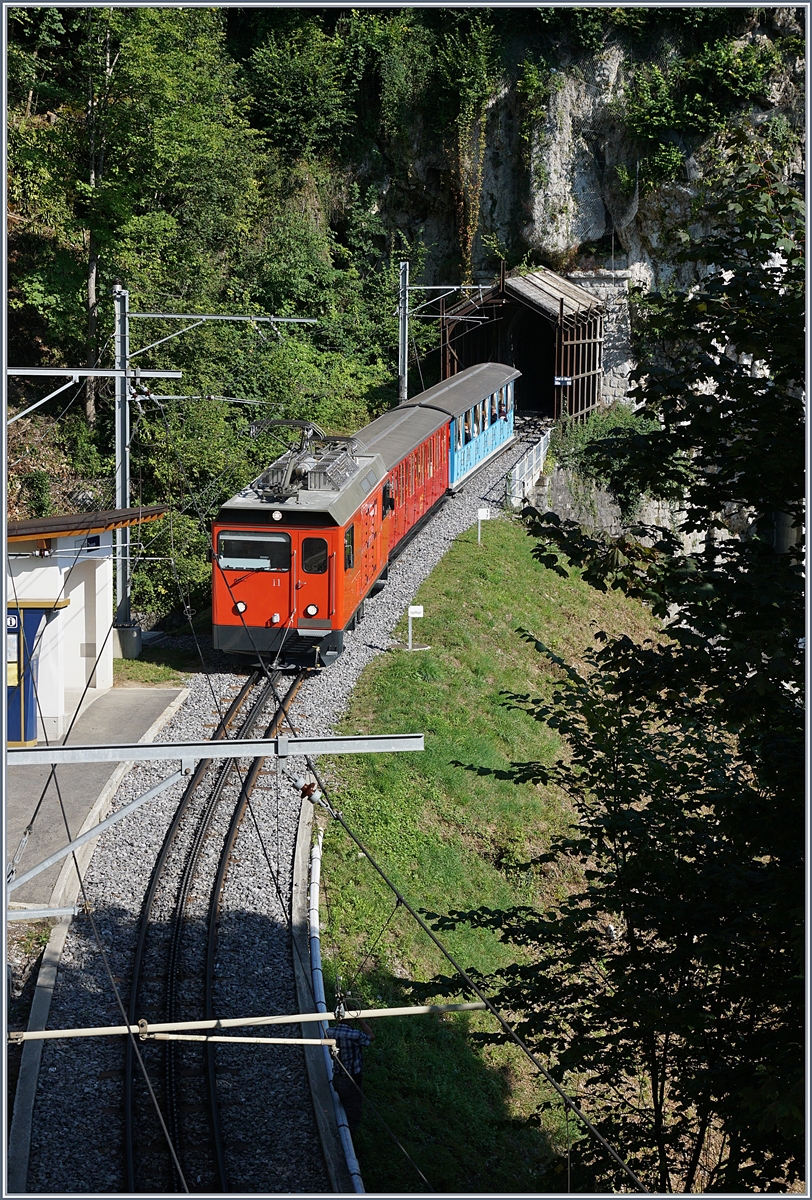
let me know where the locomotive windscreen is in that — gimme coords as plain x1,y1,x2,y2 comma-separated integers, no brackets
217,531,291,571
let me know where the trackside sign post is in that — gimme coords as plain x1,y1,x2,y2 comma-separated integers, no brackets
407,605,426,651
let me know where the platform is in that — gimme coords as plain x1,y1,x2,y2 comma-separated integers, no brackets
6,686,187,908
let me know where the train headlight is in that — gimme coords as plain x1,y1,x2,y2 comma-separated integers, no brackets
304,604,319,617
272,510,283,521
235,601,247,614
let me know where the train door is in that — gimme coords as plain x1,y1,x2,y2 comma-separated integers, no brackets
296,532,332,628
359,494,381,592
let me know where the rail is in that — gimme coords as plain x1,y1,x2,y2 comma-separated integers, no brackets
309,830,365,1193
505,430,550,508
124,669,279,1193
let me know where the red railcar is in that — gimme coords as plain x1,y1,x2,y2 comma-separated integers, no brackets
212,363,518,666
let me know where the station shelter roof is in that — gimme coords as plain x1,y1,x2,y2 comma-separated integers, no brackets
7,505,167,543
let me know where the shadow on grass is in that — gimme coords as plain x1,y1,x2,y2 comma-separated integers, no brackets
115,631,274,684
326,968,568,1194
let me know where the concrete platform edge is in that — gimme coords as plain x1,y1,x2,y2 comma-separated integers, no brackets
292,796,354,1195
7,686,190,1194
6,917,71,1194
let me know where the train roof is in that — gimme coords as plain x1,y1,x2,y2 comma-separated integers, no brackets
404,362,520,418
357,363,520,470
217,450,389,528
216,363,520,527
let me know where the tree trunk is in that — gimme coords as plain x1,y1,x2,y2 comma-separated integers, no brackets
722,1130,741,1191
86,228,98,425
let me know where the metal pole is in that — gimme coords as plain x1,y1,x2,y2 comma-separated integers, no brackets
398,260,409,403
9,1001,487,1043
408,611,413,650
113,282,131,625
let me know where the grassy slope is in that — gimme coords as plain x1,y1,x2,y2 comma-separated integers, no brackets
113,644,199,687
318,515,658,1193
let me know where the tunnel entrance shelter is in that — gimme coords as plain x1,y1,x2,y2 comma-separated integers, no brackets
441,266,604,419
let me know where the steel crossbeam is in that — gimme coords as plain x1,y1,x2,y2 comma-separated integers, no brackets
8,733,424,767
8,1002,486,1043
6,735,423,893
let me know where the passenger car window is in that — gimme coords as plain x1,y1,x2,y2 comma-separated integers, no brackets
302,536,328,574
490,392,497,423
344,525,355,570
218,532,290,571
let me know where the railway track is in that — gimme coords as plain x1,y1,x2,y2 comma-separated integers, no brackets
123,668,306,1193
23,429,543,1194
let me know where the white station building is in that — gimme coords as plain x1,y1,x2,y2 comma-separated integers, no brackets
6,506,165,741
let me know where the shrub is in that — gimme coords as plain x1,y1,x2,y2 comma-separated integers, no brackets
548,403,660,519
22,470,53,518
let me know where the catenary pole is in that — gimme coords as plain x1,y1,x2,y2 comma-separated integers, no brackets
113,281,131,625
398,260,409,403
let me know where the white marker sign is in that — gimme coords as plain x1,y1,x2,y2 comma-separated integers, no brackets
477,507,491,544
407,605,425,650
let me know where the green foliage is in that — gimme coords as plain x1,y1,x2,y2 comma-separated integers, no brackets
436,12,500,281
625,40,781,140
344,10,435,144
516,54,565,191
569,9,608,54
548,404,660,520
527,6,754,52
639,142,685,192
59,413,109,478
7,7,67,112
517,55,556,132
21,470,52,518
246,20,353,160
429,625,803,1191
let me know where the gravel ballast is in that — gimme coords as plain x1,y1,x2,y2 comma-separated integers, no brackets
24,426,544,1193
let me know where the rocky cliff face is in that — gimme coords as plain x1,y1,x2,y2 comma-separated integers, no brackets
468,10,805,291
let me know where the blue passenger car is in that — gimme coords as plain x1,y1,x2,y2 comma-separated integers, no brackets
447,371,517,488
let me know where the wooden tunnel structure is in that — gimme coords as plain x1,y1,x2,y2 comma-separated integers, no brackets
441,265,605,419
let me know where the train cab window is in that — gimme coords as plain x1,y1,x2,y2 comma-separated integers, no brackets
383,480,395,514
344,525,355,570
217,531,290,571
302,536,328,574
